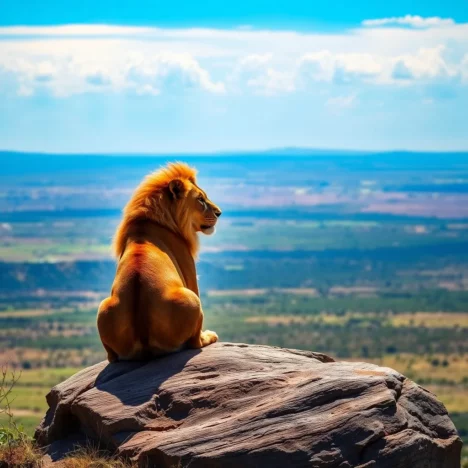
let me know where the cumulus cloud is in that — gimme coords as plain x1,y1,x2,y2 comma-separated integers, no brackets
0,39,225,97
298,52,382,84
296,46,460,87
362,15,455,29
230,54,295,95
0,18,467,98
390,46,456,82
0,25,157,37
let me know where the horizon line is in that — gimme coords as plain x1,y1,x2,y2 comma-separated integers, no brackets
2,147,468,157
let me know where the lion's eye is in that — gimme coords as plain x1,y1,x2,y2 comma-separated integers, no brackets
198,197,207,210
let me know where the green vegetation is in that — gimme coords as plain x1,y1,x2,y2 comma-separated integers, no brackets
0,367,80,437
3,216,468,262
0,368,43,467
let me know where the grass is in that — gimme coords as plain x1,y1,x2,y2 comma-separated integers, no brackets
0,415,40,436
59,445,137,468
362,354,468,386
425,386,468,413
390,312,468,328
0,307,78,318
0,438,42,468
0,368,80,439
12,368,80,387
0,243,111,263
0,367,43,467
8,387,50,413
244,313,373,326
244,312,468,329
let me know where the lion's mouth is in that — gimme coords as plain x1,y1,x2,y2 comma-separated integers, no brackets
200,224,216,235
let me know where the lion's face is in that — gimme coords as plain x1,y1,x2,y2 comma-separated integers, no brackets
168,178,222,236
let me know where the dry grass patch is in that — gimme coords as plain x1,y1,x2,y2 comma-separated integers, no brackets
60,446,136,468
425,385,468,413
244,313,355,326
208,289,268,297
329,286,378,296
390,312,468,328
208,288,319,297
0,308,75,318
0,439,42,468
245,315,314,325
355,354,468,385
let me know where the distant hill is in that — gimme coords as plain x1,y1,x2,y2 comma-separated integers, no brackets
2,148,468,177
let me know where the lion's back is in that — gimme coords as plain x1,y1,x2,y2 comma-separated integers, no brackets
114,240,180,297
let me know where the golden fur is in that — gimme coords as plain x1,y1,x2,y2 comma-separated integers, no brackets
97,162,221,362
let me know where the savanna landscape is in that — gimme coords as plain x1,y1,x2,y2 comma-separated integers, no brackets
1,150,468,463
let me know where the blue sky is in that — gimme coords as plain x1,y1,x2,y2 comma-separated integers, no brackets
0,1,467,152
2,0,468,29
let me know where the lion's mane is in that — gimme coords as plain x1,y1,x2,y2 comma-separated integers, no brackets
113,162,199,258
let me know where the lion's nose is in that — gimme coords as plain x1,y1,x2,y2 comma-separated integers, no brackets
214,209,222,218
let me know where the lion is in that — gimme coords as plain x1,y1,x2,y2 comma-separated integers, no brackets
97,162,221,362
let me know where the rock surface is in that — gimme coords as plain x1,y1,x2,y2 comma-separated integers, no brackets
36,342,462,467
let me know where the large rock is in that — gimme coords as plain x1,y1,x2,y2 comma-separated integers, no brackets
36,343,462,467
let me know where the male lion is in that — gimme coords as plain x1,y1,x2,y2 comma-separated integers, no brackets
97,162,221,362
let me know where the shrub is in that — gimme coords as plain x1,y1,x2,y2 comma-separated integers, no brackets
0,367,42,467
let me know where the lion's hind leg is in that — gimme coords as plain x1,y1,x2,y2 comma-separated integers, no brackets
147,287,217,352
97,295,138,362
102,343,119,363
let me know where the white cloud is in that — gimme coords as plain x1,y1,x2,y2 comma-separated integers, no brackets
296,46,458,87
0,40,225,97
239,54,273,67
298,52,382,84
247,68,296,94
230,54,295,95
390,46,456,82
362,15,455,29
0,25,157,36
0,19,467,98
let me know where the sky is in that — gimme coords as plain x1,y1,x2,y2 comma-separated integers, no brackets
0,0,467,153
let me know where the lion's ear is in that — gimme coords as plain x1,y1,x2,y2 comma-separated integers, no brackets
168,179,186,199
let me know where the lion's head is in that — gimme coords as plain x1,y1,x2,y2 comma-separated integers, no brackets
113,162,221,258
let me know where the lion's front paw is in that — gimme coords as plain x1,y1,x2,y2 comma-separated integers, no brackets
200,329,219,347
